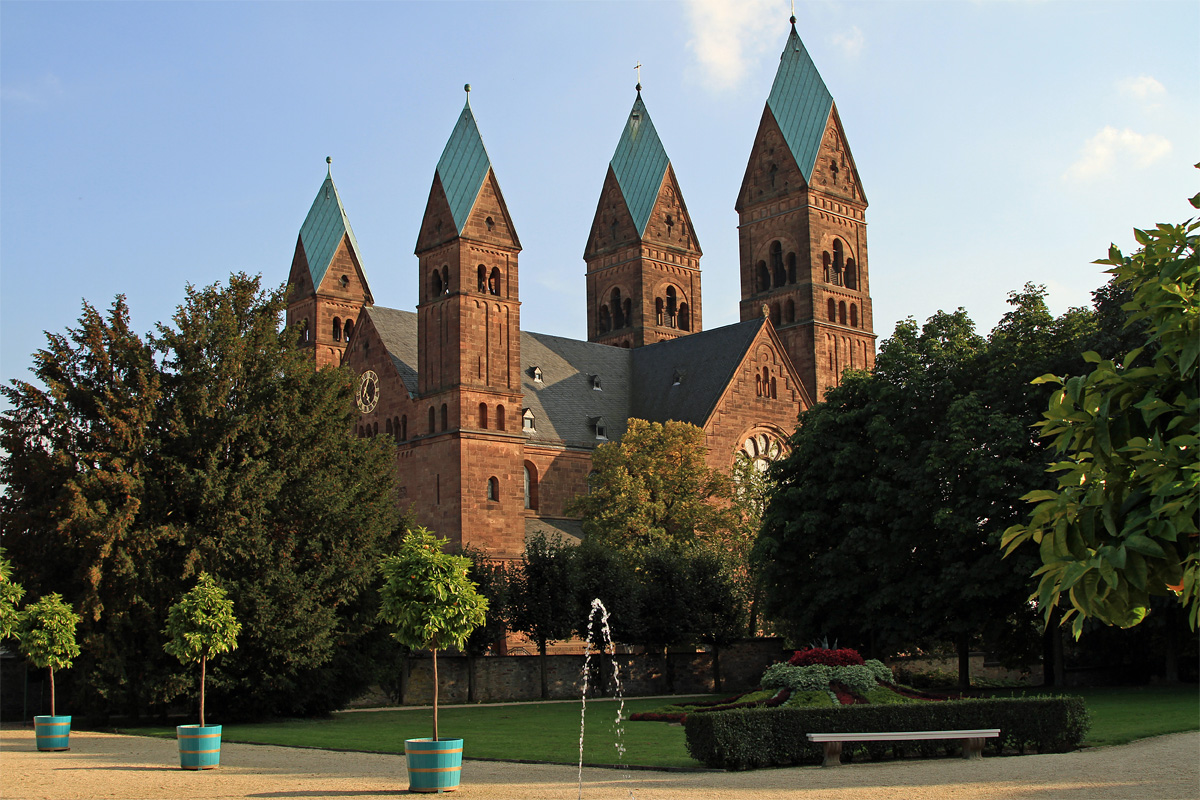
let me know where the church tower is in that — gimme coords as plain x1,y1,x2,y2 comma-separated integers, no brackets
286,161,373,369
413,89,526,557
585,88,702,348
736,19,875,401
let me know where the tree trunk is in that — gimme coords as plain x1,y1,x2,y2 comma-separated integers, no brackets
49,666,56,718
538,638,548,700
1043,607,1065,687
664,647,675,694
200,653,207,727
467,653,477,703
432,648,439,741
711,645,722,693
956,633,970,691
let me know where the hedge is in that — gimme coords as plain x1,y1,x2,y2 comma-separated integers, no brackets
683,696,1091,770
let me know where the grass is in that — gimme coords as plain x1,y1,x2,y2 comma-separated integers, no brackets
114,685,1199,768
116,695,724,770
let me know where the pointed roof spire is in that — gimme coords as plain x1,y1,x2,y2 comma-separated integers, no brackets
610,91,670,237
299,159,363,289
766,20,833,184
435,85,493,235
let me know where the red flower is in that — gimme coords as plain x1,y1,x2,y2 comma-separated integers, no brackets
788,647,865,667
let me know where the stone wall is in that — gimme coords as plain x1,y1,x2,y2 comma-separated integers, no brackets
361,638,790,707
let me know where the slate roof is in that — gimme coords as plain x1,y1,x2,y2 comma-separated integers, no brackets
362,306,419,395
630,319,767,427
299,171,363,290
610,93,670,237
767,24,834,184
361,307,767,446
525,517,584,546
436,98,493,235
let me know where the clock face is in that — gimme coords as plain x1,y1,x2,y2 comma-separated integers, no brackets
356,370,380,414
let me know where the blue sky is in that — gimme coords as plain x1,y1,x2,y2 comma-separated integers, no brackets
2,0,1196,393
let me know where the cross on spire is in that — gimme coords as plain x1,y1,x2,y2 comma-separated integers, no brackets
635,61,642,92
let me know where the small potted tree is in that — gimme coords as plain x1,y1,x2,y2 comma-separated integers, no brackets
163,572,240,770
17,593,80,751
379,527,488,793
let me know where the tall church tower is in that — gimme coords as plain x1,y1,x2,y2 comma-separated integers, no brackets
737,19,875,401
585,89,702,348
413,89,526,557
286,161,373,369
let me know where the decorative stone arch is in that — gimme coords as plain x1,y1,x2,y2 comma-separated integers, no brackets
732,425,790,473
523,460,539,510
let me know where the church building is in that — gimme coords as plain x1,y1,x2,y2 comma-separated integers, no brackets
284,21,876,560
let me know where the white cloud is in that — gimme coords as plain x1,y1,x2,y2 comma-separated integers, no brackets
1064,126,1172,181
684,0,778,91
832,25,865,59
0,73,64,105
1116,75,1166,100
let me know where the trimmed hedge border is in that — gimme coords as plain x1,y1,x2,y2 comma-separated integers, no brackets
683,696,1091,770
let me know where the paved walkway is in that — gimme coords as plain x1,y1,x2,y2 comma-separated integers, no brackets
2,728,1197,799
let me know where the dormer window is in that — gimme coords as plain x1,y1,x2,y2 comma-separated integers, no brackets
589,416,607,440
531,366,543,383
672,368,685,386
522,408,535,432
590,374,602,391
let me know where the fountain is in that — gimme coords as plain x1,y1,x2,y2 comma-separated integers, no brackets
577,598,635,800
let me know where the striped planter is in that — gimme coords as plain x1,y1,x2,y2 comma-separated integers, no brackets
177,724,222,770
33,715,71,751
405,737,463,793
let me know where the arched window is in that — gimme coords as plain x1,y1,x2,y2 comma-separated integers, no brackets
787,253,797,284
655,297,664,325
838,301,847,325
599,305,611,333
431,269,443,298
385,418,393,437
822,252,831,283
785,299,795,324
524,461,539,510
343,319,354,343
610,288,624,328
832,241,844,285
623,298,632,328
428,407,435,434
770,241,785,287
478,402,488,429
298,318,310,345
373,421,379,436
770,303,781,327
757,261,769,293
478,265,487,293
845,258,857,290
441,266,450,295
400,414,407,441
666,286,678,328
487,476,499,502
489,266,502,296
755,373,762,397
496,404,506,431
827,298,836,322
770,377,777,399
394,416,401,442
332,317,342,342
440,403,448,431
678,302,690,331
850,303,859,327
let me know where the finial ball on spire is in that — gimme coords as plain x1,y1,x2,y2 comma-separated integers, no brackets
464,83,471,93
326,156,332,165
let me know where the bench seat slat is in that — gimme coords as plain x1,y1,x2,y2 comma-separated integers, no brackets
807,729,999,743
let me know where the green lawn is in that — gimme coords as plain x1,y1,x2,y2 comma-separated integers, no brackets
115,685,1198,768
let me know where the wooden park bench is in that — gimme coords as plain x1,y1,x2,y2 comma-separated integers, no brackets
806,729,1001,767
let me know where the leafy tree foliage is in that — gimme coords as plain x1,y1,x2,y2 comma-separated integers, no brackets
0,548,25,642
461,546,510,702
18,593,81,717
1,274,399,718
754,292,1094,685
163,573,241,727
507,533,579,699
566,419,735,550
1003,202,1199,634
378,527,488,741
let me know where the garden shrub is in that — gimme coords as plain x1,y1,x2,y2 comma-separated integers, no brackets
789,647,865,667
864,658,893,683
683,696,1091,770
832,664,876,695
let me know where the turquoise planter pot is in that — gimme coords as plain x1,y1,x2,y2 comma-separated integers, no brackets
33,715,71,751
177,724,222,770
405,737,463,793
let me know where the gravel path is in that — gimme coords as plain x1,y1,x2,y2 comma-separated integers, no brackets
3,728,1197,800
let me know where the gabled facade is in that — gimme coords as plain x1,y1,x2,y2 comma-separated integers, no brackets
286,22,874,560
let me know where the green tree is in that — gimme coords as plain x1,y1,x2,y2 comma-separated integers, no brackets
1,274,399,718
685,547,745,692
163,572,241,727
461,546,510,702
567,419,735,551
1003,202,1199,634
507,533,579,699
0,548,25,642
378,527,488,741
18,593,81,717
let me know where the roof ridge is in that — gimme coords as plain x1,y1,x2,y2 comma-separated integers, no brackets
610,93,670,237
